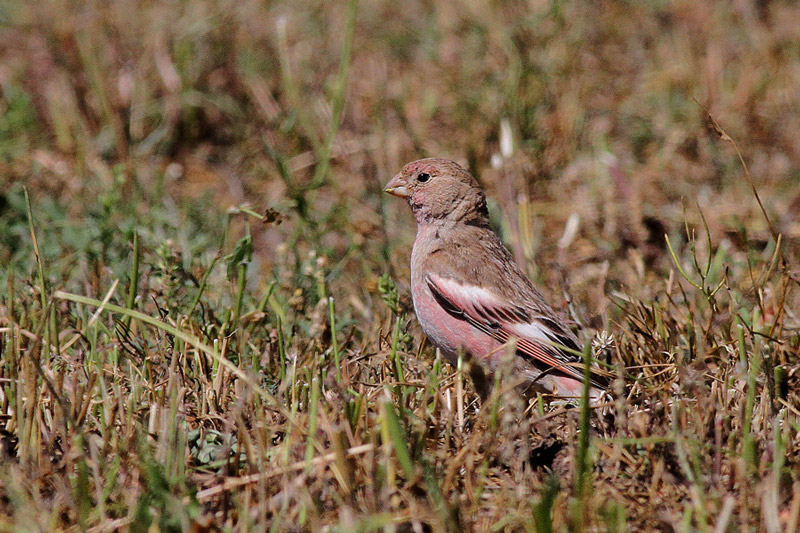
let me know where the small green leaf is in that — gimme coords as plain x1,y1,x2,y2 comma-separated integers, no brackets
377,272,399,312
225,234,253,280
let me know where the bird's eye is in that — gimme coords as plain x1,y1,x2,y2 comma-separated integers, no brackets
417,172,430,183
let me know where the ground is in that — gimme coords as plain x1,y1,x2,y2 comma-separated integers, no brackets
1,0,799,530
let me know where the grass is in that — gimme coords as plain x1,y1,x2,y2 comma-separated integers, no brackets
1,0,800,530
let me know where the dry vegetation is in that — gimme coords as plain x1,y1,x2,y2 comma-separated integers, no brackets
1,0,800,530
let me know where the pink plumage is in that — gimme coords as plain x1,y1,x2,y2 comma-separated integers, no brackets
385,158,609,400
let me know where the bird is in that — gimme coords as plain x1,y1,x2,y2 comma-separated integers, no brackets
384,157,609,401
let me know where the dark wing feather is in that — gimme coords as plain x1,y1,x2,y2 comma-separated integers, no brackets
426,274,609,389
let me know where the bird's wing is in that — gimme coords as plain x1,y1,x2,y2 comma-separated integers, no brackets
425,273,609,388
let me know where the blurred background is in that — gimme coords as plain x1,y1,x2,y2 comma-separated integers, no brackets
3,0,798,298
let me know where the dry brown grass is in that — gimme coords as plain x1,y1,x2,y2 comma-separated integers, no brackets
1,0,799,530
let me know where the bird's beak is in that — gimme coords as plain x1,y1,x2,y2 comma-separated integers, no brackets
384,174,410,198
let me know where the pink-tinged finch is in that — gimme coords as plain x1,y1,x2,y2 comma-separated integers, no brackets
385,157,610,401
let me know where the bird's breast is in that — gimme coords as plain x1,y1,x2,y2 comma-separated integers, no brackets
410,236,500,367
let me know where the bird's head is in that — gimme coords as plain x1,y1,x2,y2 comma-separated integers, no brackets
384,158,488,224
